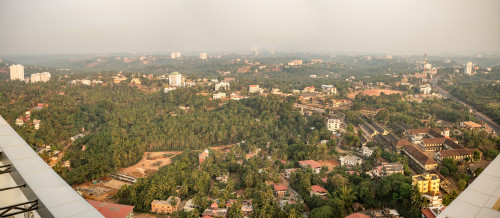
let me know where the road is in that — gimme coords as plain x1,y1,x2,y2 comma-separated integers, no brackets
430,76,500,134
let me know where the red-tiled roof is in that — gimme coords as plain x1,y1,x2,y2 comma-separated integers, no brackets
321,178,327,184
274,184,288,191
311,185,327,193
395,139,412,147
423,137,446,145
444,139,464,149
345,213,371,218
438,149,475,158
403,145,437,166
407,128,430,135
421,208,436,218
86,199,134,218
299,160,322,169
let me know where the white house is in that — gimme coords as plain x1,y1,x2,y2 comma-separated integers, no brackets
339,155,363,167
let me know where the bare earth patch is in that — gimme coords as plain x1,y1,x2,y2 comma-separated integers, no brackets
318,159,339,172
348,89,404,99
119,151,182,178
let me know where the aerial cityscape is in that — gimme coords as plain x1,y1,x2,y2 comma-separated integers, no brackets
1,1,500,218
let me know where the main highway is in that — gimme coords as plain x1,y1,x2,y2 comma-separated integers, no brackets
430,76,500,134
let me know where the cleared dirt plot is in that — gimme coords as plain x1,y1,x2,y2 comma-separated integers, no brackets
103,179,129,189
347,89,404,99
318,159,339,172
119,151,182,178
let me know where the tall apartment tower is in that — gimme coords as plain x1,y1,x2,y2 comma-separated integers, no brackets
10,64,24,81
31,72,51,83
464,61,473,75
168,72,182,86
200,52,208,60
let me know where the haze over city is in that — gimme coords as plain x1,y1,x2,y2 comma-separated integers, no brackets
1,0,500,55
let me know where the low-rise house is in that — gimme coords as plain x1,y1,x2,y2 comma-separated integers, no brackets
15,117,25,126
421,206,446,218
215,81,230,91
273,184,288,198
310,185,328,198
460,121,482,130
327,119,341,132
199,149,209,166
130,78,141,85
382,162,404,176
216,174,229,183
371,208,400,218
321,85,337,94
70,134,85,142
202,202,228,217
298,160,322,173
33,119,41,130
361,146,374,157
183,199,196,212
434,149,478,163
339,155,363,167
422,192,443,207
151,196,181,214
241,200,253,215
213,92,227,100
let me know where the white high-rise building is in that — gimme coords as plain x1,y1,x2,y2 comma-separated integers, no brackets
200,52,208,60
10,64,24,81
31,72,51,83
464,61,473,75
170,52,182,59
169,72,182,86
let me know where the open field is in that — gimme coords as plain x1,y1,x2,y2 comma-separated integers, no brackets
348,89,404,99
118,144,235,178
119,151,182,178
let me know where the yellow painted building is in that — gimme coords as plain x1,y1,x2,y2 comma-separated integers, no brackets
412,173,440,194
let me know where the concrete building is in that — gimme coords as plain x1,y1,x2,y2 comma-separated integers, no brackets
327,119,341,132
200,52,208,60
288,59,303,66
151,196,181,214
412,173,440,194
10,64,24,81
310,185,328,198
273,184,288,198
339,155,363,167
212,92,226,100
170,52,181,59
420,84,432,95
215,81,230,91
298,160,322,173
434,149,477,163
361,146,374,157
423,193,443,207
249,85,262,93
169,72,182,86
403,145,438,171
321,85,337,94
31,72,51,83
464,61,473,75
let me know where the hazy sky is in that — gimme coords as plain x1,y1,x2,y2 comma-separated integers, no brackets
1,0,499,55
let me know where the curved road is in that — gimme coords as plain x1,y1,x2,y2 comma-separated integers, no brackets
430,76,500,134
